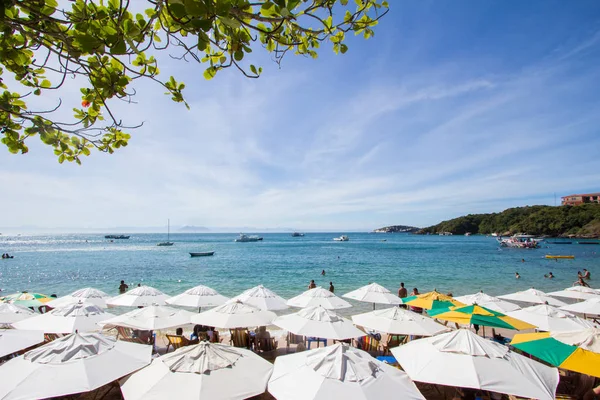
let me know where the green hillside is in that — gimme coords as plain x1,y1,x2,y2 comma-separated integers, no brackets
418,204,600,237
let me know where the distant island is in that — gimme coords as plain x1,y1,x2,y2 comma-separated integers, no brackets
178,225,210,232
373,225,420,233
418,204,600,237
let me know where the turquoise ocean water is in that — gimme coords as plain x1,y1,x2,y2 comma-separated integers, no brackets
1,233,599,315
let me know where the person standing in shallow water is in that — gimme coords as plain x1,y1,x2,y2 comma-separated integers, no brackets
119,280,128,294
308,280,316,289
329,282,334,293
398,282,407,308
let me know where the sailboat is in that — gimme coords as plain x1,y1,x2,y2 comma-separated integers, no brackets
157,219,174,246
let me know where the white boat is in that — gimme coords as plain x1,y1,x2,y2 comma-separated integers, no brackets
234,234,263,242
498,235,540,249
333,235,349,241
465,232,472,236
157,219,174,246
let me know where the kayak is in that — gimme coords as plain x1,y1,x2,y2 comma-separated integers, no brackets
545,255,575,259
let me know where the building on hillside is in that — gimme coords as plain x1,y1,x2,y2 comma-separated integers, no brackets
561,193,600,206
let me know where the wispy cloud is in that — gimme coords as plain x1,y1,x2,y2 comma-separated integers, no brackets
1,3,600,231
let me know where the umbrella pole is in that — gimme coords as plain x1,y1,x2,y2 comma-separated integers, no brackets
373,303,375,310
482,326,485,338
198,307,201,313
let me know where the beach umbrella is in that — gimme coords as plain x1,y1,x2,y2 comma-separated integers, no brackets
45,287,111,309
0,329,44,358
107,285,170,308
120,342,273,400
498,288,567,307
392,329,559,400
228,284,289,311
548,286,600,301
268,343,425,400
190,300,276,329
165,284,230,311
561,297,600,316
286,287,352,310
0,292,52,309
100,305,195,331
0,303,35,325
511,328,600,378
428,304,535,331
401,290,465,311
454,291,521,313
273,306,364,340
0,333,151,400
351,306,450,336
507,304,597,332
12,302,115,334
342,283,403,309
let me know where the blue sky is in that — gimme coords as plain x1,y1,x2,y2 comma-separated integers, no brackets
1,1,600,232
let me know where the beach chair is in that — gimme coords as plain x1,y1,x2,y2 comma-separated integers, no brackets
165,335,190,353
360,335,381,356
383,334,407,355
117,326,152,345
115,326,135,340
256,337,277,352
286,333,306,353
229,328,250,348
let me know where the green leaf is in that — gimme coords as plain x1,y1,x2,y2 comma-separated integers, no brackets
203,67,217,80
110,40,127,55
340,44,348,54
40,79,52,88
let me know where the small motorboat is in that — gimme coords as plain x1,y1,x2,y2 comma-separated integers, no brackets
234,234,263,242
578,241,599,245
190,252,215,257
545,255,575,259
291,232,305,237
333,235,349,242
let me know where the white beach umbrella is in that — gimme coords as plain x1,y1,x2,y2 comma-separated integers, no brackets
454,291,521,313
342,283,403,308
165,285,230,311
120,342,273,400
392,329,559,400
228,284,289,311
551,328,600,352
352,306,450,336
0,333,151,400
498,288,567,307
268,343,424,400
561,297,600,316
107,285,170,308
548,286,600,301
0,303,35,325
12,302,116,334
100,305,195,331
287,287,352,310
45,287,111,309
273,306,364,340
190,300,276,329
0,329,44,358
507,304,598,332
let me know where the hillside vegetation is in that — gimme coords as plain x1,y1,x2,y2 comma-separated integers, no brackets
418,204,600,237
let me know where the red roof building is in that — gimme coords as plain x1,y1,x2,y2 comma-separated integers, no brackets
561,193,600,206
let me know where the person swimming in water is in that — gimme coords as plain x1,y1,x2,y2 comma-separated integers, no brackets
545,272,554,279
574,276,591,287
321,269,326,276
308,280,316,289
515,272,520,279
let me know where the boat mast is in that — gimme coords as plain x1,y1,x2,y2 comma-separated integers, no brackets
167,219,170,241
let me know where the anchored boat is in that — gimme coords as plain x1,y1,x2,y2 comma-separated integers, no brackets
545,255,575,259
190,252,215,257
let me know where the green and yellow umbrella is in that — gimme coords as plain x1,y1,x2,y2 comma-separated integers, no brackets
511,329,600,378
428,304,536,330
401,290,465,310
0,291,52,308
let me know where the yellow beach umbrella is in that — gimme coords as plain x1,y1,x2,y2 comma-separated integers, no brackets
401,290,465,310
511,328,600,378
428,304,536,331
